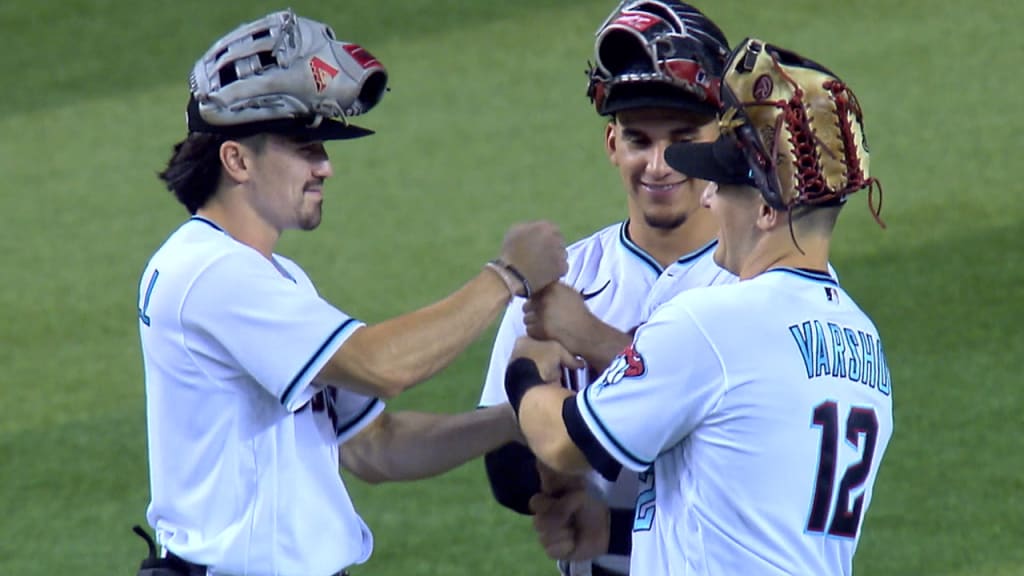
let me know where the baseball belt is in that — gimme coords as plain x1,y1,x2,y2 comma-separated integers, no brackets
162,553,348,573
558,560,626,576
162,552,207,576
135,524,352,576
591,565,624,576
167,552,352,576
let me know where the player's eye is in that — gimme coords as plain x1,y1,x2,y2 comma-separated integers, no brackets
671,130,700,144
623,133,649,146
296,144,329,162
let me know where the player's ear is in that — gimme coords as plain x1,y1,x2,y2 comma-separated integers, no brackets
755,197,782,231
604,121,618,165
220,140,252,183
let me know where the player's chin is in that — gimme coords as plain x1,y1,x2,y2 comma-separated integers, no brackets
298,212,323,231
641,209,687,231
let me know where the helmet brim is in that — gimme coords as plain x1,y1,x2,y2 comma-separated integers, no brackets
598,81,718,118
664,135,755,186
185,96,374,141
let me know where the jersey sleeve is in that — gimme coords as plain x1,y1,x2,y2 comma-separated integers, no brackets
571,301,726,472
329,387,385,444
182,252,364,412
478,298,528,407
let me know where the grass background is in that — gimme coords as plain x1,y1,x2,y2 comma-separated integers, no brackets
0,0,1021,574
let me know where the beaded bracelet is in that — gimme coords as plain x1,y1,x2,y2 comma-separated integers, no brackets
487,258,532,299
485,261,518,299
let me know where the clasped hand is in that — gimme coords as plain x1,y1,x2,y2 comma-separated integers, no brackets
510,336,583,383
529,462,610,561
522,283,597,353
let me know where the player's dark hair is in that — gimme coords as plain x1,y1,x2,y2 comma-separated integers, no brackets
158,133,271,214
158,133,227,214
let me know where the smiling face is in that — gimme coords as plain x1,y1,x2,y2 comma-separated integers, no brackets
606,108,720,231
245,134,334,232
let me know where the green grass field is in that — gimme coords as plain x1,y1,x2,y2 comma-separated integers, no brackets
1,0,1021,574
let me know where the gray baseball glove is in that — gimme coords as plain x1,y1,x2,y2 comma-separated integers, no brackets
188,9,387,131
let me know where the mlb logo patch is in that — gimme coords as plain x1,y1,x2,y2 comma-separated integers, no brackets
825,286,840,303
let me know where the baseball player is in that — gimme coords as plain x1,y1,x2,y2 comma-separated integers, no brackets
479,2,734,574
135,10,568,576
506,38,894,575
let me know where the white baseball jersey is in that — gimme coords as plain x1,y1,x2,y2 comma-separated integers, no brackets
568,268,894,576
480,220,735,574
138,216,384,576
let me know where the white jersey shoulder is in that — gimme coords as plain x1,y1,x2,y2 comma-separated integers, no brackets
480,221,734,575
138,217,383,576
576,268,894,576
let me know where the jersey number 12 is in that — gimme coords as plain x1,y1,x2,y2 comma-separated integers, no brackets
806,401,879,538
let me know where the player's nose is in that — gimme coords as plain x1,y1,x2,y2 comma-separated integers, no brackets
646,142,673,176
313,157,334,179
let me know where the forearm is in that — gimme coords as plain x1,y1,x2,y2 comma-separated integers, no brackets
320,269,510,398
525,283,632,374
518,384,591,476
571,322,632,374
342,405,519,483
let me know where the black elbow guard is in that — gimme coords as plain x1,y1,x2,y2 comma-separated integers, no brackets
484,442,541,515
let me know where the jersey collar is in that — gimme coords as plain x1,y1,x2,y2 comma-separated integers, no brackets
765,267,838,285
618,220,719,275
189,215,226,233
187,216,296,283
